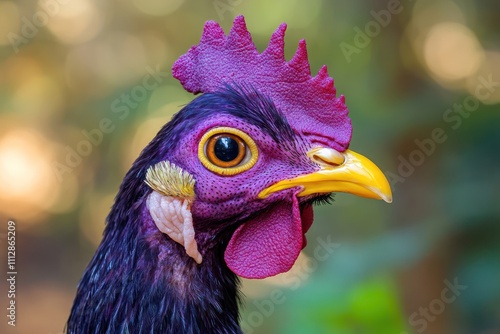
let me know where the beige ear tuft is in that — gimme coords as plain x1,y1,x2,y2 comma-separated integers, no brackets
145,160,195,200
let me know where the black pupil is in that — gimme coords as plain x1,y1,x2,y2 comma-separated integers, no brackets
214,136,240,162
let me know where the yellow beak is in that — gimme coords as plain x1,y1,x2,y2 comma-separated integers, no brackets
258,148,392,203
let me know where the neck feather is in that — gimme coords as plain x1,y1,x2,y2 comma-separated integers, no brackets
67,202,242,334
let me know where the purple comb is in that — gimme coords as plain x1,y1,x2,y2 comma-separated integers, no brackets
172,16,352,151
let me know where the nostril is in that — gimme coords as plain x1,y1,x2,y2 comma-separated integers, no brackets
309,147,345,167
312,154,343,167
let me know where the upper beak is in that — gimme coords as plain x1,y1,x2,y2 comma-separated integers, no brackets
258,147,393,203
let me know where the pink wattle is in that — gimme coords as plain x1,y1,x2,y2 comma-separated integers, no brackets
224,191,312,279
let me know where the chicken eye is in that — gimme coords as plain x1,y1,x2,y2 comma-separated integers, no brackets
207,134,246,167
198,127,259,176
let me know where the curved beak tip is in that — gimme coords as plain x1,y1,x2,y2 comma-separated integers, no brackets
368,181,393,204
380,192,393,204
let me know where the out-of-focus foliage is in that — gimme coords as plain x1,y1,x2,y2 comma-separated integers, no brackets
0,0,499,333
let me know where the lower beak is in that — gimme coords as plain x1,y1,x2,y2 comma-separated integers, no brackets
258,148,393,203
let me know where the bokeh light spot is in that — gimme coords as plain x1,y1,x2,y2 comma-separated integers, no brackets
423,22,484,82
0,130,51,199
467,51,500,104
0,128,68,225
44,0,104,44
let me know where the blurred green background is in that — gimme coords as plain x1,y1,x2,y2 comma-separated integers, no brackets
0,0,499,333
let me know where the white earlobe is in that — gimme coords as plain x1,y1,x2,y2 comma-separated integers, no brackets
146,191,202,264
